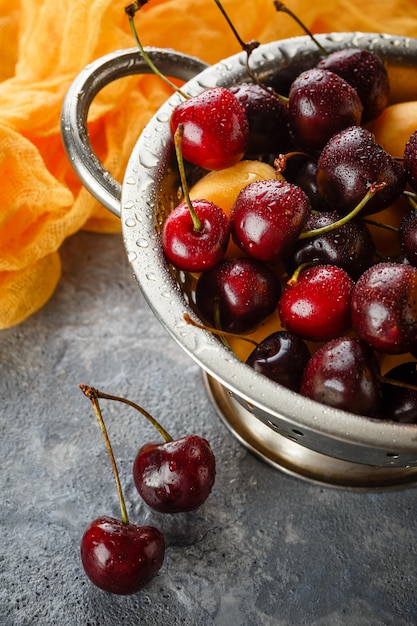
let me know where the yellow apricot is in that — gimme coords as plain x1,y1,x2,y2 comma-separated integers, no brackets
188,159,281,216
366,101,417,158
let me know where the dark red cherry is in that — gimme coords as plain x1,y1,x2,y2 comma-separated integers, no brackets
279,264,354,342
399,209,417,267
230,179,310,263
316,125,407,216
316,48,389,122
133,435,216,514
403,130,417,192
246,330,310,391
288,68,363,151
161,199,229,272
300,337,382,417
170,87,249,170
285,212,375,280
381,362,417,423
282,156,332,212
195,257,281,334
229,82,291,156
80,517,165,595
351,261,417,354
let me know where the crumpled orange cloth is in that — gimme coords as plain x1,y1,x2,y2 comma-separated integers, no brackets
1,0,417,329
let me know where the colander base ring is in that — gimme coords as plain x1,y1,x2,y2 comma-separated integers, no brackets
203,374,417,491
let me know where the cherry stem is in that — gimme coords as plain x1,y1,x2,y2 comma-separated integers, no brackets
362,217,399,233
79,384,129,526
184,312,258,348
212,0,259,56
83,385,173,443
404,190,417,210
299,182,387,239
379,375,417,393
211,0,289,103
274,152,315,175
273,1,328,56
286,261,316,286
174,125,204,233
125,2,189,100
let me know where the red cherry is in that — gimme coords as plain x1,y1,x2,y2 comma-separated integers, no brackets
403,130,417,192
162,199,230,272
351,261,417,354
288,68,363,151
300,337,382,417
195,257,281,334
381,362,417,423
316,48,389,122
133,435,216,513
246,330,311,391
82,387,216,516
170,87,249,170
279,264,354,341
230,179,310,262
80,517,165,595
316,125,406,217
399,209,417,266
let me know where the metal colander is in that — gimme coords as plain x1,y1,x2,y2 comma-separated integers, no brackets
61,32,417,489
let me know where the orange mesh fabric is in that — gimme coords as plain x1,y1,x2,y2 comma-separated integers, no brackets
0,0,416,328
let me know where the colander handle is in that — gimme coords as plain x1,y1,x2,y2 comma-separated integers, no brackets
60,48,208,218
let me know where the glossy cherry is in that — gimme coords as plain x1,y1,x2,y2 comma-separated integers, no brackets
195,256,281,334
162,199,229,272
279,264,354,342
162,125,230,272
316,48,389,122
399,209,417,267
300,337,382,417
246,330,310,391
288,68,363,151
229,81,291,156
281,156,332,212
230,179,310,262
80,518,165,595
133,435,216,513
403,130,417,192
381,362,417,423
351,261,417,354
86,388,216,514
170,86,249,170
285,211,375,280
79,385,165,594
316,125,406,216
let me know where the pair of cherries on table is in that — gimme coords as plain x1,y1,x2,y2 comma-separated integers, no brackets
79,385,215,595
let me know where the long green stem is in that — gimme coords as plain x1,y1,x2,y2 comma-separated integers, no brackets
125,2,188,100
299,182,387,239
80,384,129,525
404,190,417,210
362,218,399,233
174,125,204,233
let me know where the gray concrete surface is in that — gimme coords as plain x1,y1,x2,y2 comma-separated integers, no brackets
1,230,417,625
